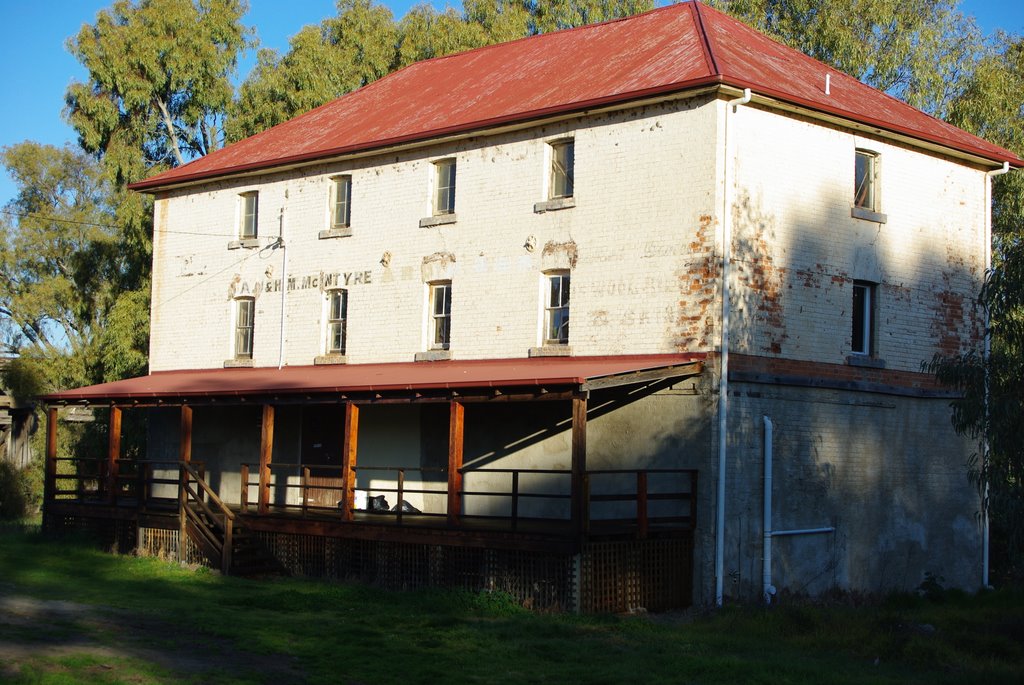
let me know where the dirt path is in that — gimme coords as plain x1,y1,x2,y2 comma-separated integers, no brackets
0,589,307,683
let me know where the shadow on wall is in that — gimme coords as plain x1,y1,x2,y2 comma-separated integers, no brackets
720,175,982,599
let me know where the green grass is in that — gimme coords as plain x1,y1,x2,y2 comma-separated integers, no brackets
1,526,1022,684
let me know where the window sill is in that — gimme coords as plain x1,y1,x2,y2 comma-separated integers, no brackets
414,350,452,362
318,227,353,240
419,214,457,228
228,238,260,250
223,359,253,368
851,206,887,224
529,345,572,358
846,355,885,369
314,354,348,365
533,197,575,214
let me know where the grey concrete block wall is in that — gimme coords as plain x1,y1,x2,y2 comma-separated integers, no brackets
717,383,982,601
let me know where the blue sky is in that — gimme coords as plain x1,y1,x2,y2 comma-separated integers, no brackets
0,0,1020,209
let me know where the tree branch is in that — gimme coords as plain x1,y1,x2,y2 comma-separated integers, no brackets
155,98,186,166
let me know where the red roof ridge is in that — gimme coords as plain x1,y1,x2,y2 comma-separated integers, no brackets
690,1,721,76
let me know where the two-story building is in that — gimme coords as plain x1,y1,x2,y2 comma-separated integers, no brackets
42,2,1021,610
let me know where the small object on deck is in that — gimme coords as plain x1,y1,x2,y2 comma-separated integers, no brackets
367,494,391,513
391,500,421,514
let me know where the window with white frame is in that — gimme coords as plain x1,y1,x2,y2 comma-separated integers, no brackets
854,150,878,212
544,272,570,345
429,282,452,350
851,280,875,356
332,176,352,228
549,139,574,199
434,159,456,215
235,298,255,359
326,289,348,355
239,191,258,239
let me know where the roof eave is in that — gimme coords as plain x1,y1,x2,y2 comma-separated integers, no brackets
716,83,1024,170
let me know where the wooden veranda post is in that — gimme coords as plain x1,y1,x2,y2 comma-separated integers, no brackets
43,407,58,527
177,405,194,562
571,393,588,535
258,405,275,514
340,402,360,521
107,406,122,504
179,405,193,463
447,400,465,525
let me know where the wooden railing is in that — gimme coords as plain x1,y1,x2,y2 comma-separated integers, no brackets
47,455,697,539
238,462,697,535
49,457,184,510
238,463,449,522
179,461,235,573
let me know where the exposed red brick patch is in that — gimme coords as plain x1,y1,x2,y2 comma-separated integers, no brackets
676,215,719,351
730,353,947,391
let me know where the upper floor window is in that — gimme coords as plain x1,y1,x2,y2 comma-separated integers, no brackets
851,280,875,356
332,176,352,228
429,282,452,350
235,298,255,359
545,272,570,345
854,150,878,212
239,191,258,239
327,289,348,355
549,139,574,199
434,159,456,215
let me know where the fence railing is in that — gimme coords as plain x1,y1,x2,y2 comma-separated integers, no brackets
49,457,190,510
239,462,697,536
47,456,697,537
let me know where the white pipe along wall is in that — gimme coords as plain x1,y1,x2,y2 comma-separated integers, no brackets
983,160,1010,587
715,87,751,607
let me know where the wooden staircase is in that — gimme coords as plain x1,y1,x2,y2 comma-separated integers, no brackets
179,462,285,577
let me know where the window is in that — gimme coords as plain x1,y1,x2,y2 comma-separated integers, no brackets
851,281,875,356
239,192,258,239
326,289,348,355
544,272,570,345
429,282,452,350
854,150,877,211
332,176,351,228
549,139,574,199
235,298,254,359
434,159,456,215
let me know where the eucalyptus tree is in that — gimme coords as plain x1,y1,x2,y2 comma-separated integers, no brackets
0,142,130,394
927,34,1024,574
228,0,398,141
66,0,253,173
707,0,982,114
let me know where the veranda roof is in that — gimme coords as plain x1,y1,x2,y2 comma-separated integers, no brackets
129,1,1021,193
42,355,705,405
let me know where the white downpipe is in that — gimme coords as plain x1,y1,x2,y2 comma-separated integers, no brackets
762,416,774,603
715,87,751,606
982,161,1009,587
277,205,289,370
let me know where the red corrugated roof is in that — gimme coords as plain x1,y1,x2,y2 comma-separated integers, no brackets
42,355,704,403
130,2,1020,192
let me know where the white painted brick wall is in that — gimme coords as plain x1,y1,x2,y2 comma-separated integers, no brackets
150,94,987,374
150,96,722,370
727,105,987,371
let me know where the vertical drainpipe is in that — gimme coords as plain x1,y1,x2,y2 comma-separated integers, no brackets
277,200,289,370
762,415,774,604
983,161,1009,587
715,87,751,606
